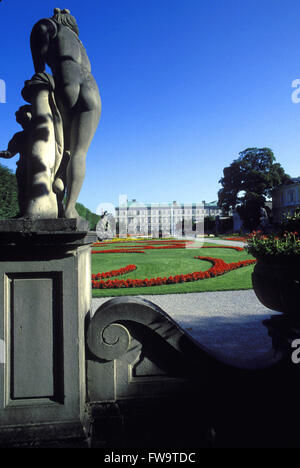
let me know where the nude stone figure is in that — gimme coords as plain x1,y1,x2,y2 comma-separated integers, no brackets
0,105,32,216
30,8,102,220
20,72,64,218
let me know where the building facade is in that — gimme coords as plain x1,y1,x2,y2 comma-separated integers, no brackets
115,199,222,238
272,178,300,223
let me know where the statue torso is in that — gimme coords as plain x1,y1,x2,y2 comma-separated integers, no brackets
46,22,92,83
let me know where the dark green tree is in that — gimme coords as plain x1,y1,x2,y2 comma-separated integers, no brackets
75,202,101,230
204,216,216,233
218,148,291,231
0,163,19,218
75,202,87,220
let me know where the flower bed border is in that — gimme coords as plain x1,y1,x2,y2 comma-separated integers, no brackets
202,245,244,252
92,256,256,289
91,244,245,254
92,264,137,280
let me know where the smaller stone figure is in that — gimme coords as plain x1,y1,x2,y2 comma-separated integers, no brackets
0,105,32,216
96,211,116,240
259,206,269,228
21,72,65,219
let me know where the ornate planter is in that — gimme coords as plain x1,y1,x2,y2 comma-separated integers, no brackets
252,255,300,319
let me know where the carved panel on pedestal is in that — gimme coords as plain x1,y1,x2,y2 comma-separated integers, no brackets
4,272,63,407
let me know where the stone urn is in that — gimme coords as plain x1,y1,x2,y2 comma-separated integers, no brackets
252,255,300,322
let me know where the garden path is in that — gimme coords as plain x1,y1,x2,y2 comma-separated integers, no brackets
92,290,279,362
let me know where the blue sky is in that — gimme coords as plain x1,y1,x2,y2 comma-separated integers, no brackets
1,0,300,213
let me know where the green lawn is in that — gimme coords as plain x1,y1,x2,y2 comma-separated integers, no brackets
91,241,255,297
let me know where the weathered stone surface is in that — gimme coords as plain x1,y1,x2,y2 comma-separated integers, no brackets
29,8,101,220
86,297,299,448
87,297,209,402
0,218,77,232
0,236,93,443
0,219,97,252
87,297,284,401
0,421,87,448
21,73,61,218
1,8,101,223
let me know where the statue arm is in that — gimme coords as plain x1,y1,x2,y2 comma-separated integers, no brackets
0,151,14,159
0,134,20,158
30,19,56,73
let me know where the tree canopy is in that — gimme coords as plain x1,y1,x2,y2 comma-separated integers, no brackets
218,148,291,230
0,163,19,218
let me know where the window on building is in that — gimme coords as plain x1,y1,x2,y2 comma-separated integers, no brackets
288,190,295,203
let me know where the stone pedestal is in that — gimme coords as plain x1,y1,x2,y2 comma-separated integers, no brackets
0,219,96,446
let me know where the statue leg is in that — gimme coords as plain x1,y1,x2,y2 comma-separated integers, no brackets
55,79,101,219
64,107,100,219
55,90,74,217
54,150,70,217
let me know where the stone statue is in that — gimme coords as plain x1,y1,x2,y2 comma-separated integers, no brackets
0,8,101,224
0,105,32,216
3,7,101,223
29,8,101,220
96,211,116,240
259,206,269,229
18,72,66,218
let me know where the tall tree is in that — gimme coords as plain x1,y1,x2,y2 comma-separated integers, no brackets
0,163,18,218
218,148,291,230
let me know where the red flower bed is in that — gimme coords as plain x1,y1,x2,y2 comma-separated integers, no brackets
91,256,256,289
141,244,187,250
134,240,194,245
92,244,244,254
92,244,190,253
201,245,244,252
194,256,256,276
92,264,137,280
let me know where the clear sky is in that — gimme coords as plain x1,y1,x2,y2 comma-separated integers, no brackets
1,0,300,213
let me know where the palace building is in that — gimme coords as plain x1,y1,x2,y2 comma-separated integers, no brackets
115,198,222,238
272,178,300,223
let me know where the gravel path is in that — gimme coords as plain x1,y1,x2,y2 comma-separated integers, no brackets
200,238,246,248
92,290,279,362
